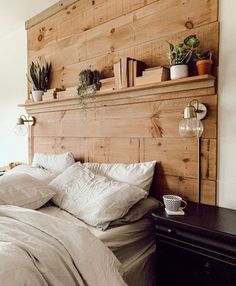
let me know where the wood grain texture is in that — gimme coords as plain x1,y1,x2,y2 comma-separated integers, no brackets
26,0,218,205
25,0,78,29
32,136,216,180
29,94,217,139
151,174,216,205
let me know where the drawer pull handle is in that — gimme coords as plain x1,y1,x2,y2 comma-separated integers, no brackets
167,228,175,234
203,262,212,275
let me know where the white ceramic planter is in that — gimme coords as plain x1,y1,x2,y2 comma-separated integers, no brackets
170,65,188,80
32,90,44,102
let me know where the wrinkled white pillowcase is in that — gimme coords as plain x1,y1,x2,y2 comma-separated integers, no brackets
50,163,147,230
0,173,55,209
32,152,75,174
5,164,57,184
84,161,156,193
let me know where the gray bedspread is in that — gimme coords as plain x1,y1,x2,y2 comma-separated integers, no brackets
0,205,127,286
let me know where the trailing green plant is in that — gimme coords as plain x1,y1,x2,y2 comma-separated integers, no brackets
27,62,51,91
167,35,200,65
77,69,101,108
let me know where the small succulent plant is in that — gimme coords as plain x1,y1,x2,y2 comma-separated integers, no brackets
27,61,51,91
194,50,213,61
167,35,200,65
77,69,101,109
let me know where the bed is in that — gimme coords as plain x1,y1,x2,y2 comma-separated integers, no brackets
0,154,159,286
40,203,157,286
39,204,155,286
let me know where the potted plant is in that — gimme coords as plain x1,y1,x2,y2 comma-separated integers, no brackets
77,69,101,109
195,51,213,75
167,35,200,80
27,62,51,101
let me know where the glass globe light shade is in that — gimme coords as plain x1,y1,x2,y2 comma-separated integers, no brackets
14,124,28,136
179,117,204,138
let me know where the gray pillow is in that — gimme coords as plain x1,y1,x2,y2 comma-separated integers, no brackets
0,173,55,209
110,197,162,226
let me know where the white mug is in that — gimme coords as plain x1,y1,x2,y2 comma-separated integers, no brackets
163,195,187,212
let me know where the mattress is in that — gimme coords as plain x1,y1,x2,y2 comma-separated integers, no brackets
39,203,156,286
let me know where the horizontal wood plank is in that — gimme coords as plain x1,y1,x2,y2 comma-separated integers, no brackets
27,0,157,49
27,0,217,51
29,94,217,139
140,138,216,180
32,136,141,163
32,136,216,180
26,0,78,29
151,174,216,205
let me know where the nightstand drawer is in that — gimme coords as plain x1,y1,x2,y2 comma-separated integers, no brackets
156,239,236,286
155,223,236,257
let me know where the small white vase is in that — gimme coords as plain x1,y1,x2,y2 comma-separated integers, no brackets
170,65,188,80
32,90,44,102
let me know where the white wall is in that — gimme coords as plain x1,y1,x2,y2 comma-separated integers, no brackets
218,0,236,209
0,27,28,166
0,0,58,167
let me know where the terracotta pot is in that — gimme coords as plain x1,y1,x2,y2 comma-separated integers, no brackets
196,59,213,75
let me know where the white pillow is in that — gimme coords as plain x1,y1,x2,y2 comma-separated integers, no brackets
0,174,55,209
32,152,75,174
50,163,147,230
5,164,56,184
84,161,156,193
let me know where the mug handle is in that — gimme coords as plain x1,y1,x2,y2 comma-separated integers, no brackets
180,200,187,210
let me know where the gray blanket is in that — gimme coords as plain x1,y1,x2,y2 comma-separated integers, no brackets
0,205,127,286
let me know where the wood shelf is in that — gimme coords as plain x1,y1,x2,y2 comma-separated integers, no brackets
19,75,216,114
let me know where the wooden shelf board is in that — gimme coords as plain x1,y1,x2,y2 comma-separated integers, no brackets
18,75,215,112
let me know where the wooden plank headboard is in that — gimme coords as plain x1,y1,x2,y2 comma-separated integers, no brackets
24,0,218,205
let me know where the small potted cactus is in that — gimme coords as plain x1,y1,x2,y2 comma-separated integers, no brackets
27,61,51,101
167,35,200,80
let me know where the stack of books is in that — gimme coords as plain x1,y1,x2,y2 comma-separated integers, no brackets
113,57,146,89
135,66,170,86
99,77,115,92
43,88,65,101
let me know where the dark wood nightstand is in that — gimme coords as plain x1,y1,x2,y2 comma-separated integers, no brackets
152,202,236,286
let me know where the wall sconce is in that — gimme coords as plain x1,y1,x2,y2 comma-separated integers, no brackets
14,115,36,136
179,99,207,138
179,99,207,203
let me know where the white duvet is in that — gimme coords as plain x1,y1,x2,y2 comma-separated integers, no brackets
0,205,127,286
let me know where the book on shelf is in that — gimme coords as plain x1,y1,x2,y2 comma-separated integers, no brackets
121,57,128,88
100,77,115,92
142,66,170,80
135,66,170,86
133,60,146,86
43,87,65,101
113,57,146,89
114,60,122,89
128,58,134,87
56,87,78,99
